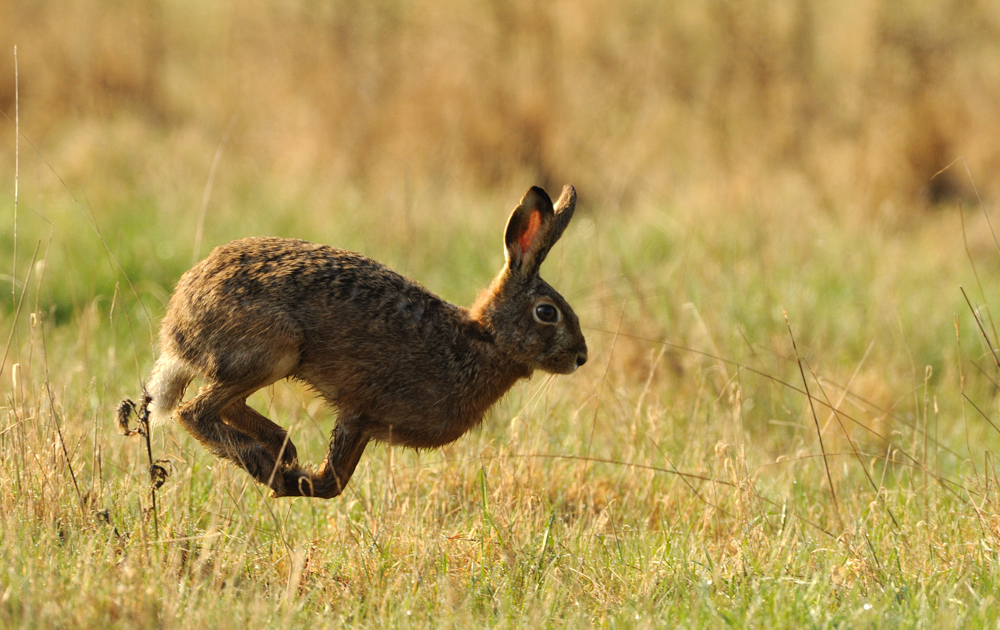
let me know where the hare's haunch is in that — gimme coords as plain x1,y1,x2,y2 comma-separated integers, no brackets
118,185,587,498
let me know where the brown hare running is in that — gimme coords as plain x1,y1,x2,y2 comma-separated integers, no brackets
118,185,587,498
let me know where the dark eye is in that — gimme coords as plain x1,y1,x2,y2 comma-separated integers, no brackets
534,303,559,323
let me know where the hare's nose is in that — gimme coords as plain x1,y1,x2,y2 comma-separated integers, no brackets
575,352,588,368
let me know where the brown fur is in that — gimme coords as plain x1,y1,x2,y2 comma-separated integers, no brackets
118,185,587,498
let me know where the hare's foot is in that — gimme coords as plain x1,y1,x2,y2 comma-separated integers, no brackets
238,426,297,470
271,463,350,499
226,443,295,495
272,425,370,499
272,465,320,498
262,431,298,468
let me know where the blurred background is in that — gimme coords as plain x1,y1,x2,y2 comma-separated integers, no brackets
2,0,999,220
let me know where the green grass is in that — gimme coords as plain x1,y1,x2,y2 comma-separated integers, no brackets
3,152,1000,628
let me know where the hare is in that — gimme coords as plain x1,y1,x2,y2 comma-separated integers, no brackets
117,185,587,498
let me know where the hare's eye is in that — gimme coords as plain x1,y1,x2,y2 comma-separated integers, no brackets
534,303,559,324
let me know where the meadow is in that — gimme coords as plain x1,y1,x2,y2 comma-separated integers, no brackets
3,1,1000,627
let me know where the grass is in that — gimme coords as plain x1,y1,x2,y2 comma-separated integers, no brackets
3,160,1000,627
5,1,1000,627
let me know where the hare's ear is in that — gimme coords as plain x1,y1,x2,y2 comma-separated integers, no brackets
503,185,578,277
504,186,555,276
549,184,577,246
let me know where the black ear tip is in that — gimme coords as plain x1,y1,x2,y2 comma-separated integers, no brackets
523,186,553,209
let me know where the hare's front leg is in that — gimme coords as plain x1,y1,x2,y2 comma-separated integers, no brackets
175,382,291,495
277,418,369,499
220,401,298,467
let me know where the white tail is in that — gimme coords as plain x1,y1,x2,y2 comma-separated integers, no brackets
146,353,194,426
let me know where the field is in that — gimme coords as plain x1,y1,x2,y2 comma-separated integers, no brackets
4,2,1000,627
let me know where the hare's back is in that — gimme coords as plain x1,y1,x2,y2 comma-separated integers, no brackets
161,237,453,382
172,236,414,305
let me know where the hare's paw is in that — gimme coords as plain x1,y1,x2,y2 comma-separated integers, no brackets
271,465,317,498
279,440,299,467
234,444,287,491
261,433,298,468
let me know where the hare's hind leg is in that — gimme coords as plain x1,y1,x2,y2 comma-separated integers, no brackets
278,416,369,499
221,401,298,467
175,382,290,494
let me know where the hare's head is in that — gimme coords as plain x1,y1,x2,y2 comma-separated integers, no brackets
472,185,588,375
